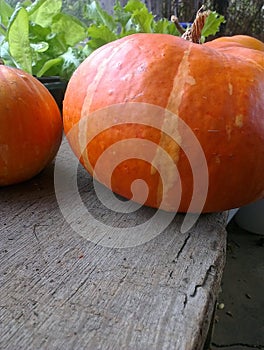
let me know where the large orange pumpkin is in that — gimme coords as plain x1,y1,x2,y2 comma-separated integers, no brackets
0,66,62,186
63,33,264,213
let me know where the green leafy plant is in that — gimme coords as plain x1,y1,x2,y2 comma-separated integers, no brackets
0,0,225,80
0,0,87,79
82,0,179,56
200,11,225,43
82,0,225,56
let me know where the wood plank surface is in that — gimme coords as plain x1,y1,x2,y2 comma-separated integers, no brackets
0,140,227,350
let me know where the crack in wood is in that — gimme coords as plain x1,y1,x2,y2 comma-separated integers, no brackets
190,264,216,298
109,271,129,298
176,232,191,260
57,266,99,304
32,224,49,243
0,203,37,232
183,293,188,309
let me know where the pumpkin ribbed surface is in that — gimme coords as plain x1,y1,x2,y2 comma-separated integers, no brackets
0,66,62,186
63,33,264,213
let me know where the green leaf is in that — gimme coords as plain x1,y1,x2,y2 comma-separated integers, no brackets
51,13,87,46
0,26,5,36
85,0,116,31
131,8,154,33
36,57,62,77
124,0,154,33
27,0,62,27
36,47,84,79
59,47,85,79
7,6,32,74
124,0,146,13
0,40,17,67
113,0,131,33
82,43,94,58
201,11,225,43
22,0,32,7
29,22,51,42
30,41,49,52
0,0,14,28
154,18,179,35
47,33,67,55
87,24,117,51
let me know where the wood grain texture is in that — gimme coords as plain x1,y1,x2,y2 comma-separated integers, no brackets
0,140,227,350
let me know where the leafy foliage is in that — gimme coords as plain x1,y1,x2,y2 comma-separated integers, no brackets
0,0,87,79
201,11,225,43
82,0,180,54
0,0,225,79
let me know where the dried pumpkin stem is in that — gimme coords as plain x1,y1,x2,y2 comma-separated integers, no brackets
171,15,186,35
179,6,211,44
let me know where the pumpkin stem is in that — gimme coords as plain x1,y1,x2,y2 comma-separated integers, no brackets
174,6,211,44
171,15,186,35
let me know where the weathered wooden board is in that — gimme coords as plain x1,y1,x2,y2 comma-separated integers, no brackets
0,140,227,350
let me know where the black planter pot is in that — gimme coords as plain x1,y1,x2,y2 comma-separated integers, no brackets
38,76,68,112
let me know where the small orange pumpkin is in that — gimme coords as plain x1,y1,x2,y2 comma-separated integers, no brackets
63,33,264,213
204,34,264,52
0,66,63,186
204,35,264,68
